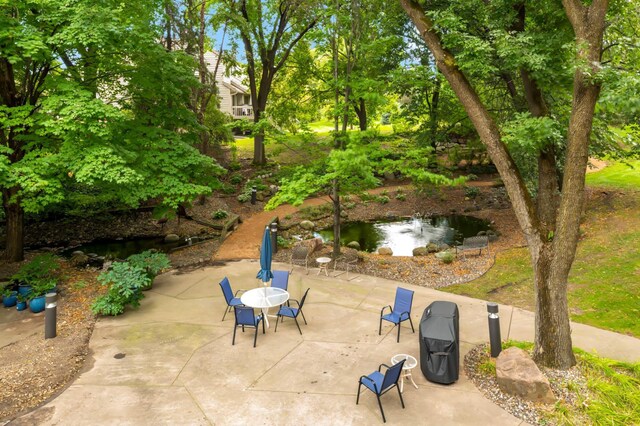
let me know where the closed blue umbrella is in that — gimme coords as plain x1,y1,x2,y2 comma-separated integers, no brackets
256,226,273,283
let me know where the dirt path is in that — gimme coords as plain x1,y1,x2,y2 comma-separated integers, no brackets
214,196,332,260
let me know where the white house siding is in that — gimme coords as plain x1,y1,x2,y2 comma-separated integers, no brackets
204,51,251,119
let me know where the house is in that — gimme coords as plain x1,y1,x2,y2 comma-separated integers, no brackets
204,51,253,120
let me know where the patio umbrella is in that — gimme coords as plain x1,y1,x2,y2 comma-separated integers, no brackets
256,226,274,283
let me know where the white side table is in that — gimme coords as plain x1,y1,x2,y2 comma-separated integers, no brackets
316,257,332,276
391,354,418,392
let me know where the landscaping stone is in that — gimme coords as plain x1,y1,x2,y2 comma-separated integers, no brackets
300,220,315,230
347,241,361,250
378,247,393,255
496,347,555,404
164,234,180,243
413,247,428,256
426,242,438,253
70,253,89,268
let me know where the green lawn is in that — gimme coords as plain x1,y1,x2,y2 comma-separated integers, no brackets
445,166,640,337
586,160,640,189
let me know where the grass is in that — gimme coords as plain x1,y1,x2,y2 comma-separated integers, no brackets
444,177,640,337
585,160,640,189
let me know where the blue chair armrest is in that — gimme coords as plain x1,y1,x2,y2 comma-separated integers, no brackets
359,375,379,393
377,363,392,372
380,305,392,316
288,298,301,308
234,289,245,296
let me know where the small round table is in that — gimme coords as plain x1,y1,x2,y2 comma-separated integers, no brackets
316,257,332,276
391,354,418,392
240,287,289,328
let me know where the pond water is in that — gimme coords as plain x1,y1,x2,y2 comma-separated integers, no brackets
316,215,491,256
60,236,192,260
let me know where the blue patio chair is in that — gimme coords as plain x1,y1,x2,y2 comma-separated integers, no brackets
271,270,289,291
356,359,406,423
379,287,415,342
274,288,310,335
219,277,244,321
232,305,265,347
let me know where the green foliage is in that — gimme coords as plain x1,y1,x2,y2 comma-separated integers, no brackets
212,209,229,220
126,250,171,278
229,174,244,185
92,262,150,316
11,254,60,295
220,183,236,194
464,186,480,199
375,195,390,204
276,236,290,248
299,204,333,220
586,160,640,189
438,251,455,264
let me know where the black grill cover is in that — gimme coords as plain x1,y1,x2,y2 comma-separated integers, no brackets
419,301,459,384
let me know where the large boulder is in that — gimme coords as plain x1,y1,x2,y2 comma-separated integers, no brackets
300,220,315,230
70,253,89,268
347,241,361,250
496,347,555,404
164,234,180,243
412,247,428,256
426,242,438,253
378,247,393,256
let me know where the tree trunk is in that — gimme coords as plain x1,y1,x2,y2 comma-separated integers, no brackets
429,74,441,148
400,0,608,369
332,180,341,257
3,187,24,262
355,98,367,131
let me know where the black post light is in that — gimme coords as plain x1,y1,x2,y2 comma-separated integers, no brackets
251,186,257,204
487,302,501,357
270,222,278,254
45,292,57,339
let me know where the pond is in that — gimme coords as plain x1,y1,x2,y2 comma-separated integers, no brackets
316,215,491,256
60,236,194,260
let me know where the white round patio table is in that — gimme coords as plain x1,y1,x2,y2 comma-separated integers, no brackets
240,287,289,328
391,354,419,392
316,257,332,276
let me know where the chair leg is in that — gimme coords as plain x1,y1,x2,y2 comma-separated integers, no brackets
409,316,415,333
274,314,280,332
379,317,383,335
222,306,229,322
397,385,405,408
253,326,258,348
356,382,362,405
300,309,307,325
261,316,266,334
377,394,386,423
232,325,237,345
293,316,302,335
397,322,401,343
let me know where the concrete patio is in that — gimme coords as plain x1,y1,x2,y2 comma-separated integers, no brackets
12,260,640,425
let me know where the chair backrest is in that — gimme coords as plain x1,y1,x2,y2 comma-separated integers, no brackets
298,288,310,309
219,277,234,304
292,245,309,260
272,270,289,290
234,305,256,326
393,287,414,315
381,359,405,392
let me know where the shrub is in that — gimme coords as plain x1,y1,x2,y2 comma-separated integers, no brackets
127,250,171,279
11,253,61,296
212,209,229,220
437,251,455,264
229,174,243,185
92,262,150,316
375,195,390,204
395,192,406,201
237,191,251,203
464,186,480,199
276,236,291,248
221,183,236,194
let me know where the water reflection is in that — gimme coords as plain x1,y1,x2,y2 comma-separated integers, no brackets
317,215,490,256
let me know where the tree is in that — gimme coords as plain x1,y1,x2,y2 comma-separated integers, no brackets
219,0,319,164
398,0,609,368
0,0,223,261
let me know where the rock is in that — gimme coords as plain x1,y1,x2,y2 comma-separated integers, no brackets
165,234,180,243
413,247,428,256
458,159,468,168
378,247,393,256
426,242,438,253
300,220,315,230
347,241,361,250
87,256,105,268
496,347,555,404
256,192,265,201
70,253,89,268
71,250,85,257
438,243,450,251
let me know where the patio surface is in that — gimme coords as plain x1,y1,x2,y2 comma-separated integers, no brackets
12,260,640,425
